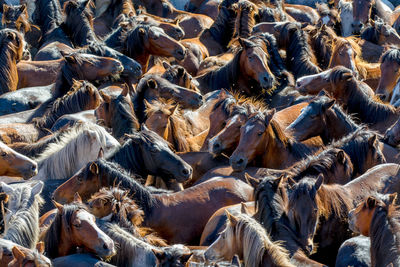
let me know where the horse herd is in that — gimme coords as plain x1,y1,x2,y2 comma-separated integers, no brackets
0,0,400,266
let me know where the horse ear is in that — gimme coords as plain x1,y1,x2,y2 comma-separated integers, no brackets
368,135,377,147
11,246,25,261
274,175,284,188
2,4,8,13
74,192,82,203
19,3,26,12
264,109,276,125
98,148,104,159
100,91,111,103
238,38,253,49
141,124,149,131
36,242,45,254
240,202,251,215
322,99,335,111
366,196,376,209
180,252,193,263
0,192,9,203
231,255,241,267
52,200,64,212
147,79,157,89
64,55,76,64
31,181,44,196
226,211,239,226
169,105,178,115
389,193,398,205
89,162,99,174
337,150,346,164
162,61,172,70
152,248,165,259
314,174,324,191
139,27,146,36
0,182,14,195
244,173,259,188
342,72,353,81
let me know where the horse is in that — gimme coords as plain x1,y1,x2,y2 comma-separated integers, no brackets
349,193,400,267
161,61,199,91
196,38,275,95
232,0,257,38
204,213,295,267
31,123,120,181
95,86,140,140
107,127,193,183
335,236,371,267
40,197,116,259
360,19,400,46
338,0,354,37
0,141,37,179
0,181,43,249
0,29,24,95
384,117,400,147
376,48,400,101
53,158,253,244
254,176,326,266
296,66,400,133
133,74,203,124
133,13,185,40
229,110,315,171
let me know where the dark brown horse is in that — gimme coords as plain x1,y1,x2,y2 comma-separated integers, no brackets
229,110,314,171
376,48,400,101
360,19,400,46
349,193,400,267
53,158,253,244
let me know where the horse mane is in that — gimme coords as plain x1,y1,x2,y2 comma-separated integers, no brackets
233,0,257,38
33,80,99,129
360,20,383,44
108,93,139,140
0,29,23,94
231,213,294,267
309,25,336,69
370,199,400,266
330,66,397,124
331,128,382,176
2,184,44,249
93,159,155,214
211,92,237,116
279,22,321,79
380,48,400,65
316,183,353,219
201,5,236,49
289,148,353,183
33,0,63,34
269,119,314,160
41,202,88,259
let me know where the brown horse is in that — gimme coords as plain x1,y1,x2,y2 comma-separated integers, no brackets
360,19,400,46
329,36,380,89
161,62,199,92
232,0,257,38
40,197,115,259
0,141,37,179
0,29,24,95
204,212,295,267
296,66,399,133
1,4,31,34
53,159,253,244
17,53,123,89
229,110,315,171
0,239,51,267
196,38,275,95
349,193,400,267
376,48,400,101
134,13,185,40
286,163,400,265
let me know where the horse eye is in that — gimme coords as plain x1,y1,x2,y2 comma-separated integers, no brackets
1,152,6,157
151,146,158,153
258,132,263,136
222,122,227,127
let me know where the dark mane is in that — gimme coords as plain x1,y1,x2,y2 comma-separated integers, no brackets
42,202,88,259
33,80,98,129
233,0,257,38
289,148,353,183
200,5,236,49
269,119,314,160
309,25,335,69
121,24,148,59
380,48,400,65
0,29,22,94
370,199,400,266
90,159,154,214
331,128,384,176
109,94,140,140
32,0,64,34
211,93,237,115
330,67,397,125
360,20,383,44
279,22,321,79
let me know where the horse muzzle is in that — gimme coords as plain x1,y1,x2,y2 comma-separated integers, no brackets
229,154,248,172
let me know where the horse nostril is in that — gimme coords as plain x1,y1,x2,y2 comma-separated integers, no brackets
182,168,189,175
32,165,37,171
198,95,203,100
237,158,244,164
213,142,220,148
103,244,108,250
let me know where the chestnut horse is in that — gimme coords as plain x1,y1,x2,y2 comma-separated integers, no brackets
376,48,400,101
53,159,253,244
196,38,275,95
229,110,315,172
0,239,51,267
40,198,115,259
349,193,400,267
0,141,37,179
296,66,400,133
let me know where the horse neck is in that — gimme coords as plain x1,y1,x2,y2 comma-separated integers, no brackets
111,105,138,140
36,0,63,34
206,7,235,47
168,116,191,152
323,105,360,143
370,207,400,267
53,60,72,98
135,53,151,73
64,18,98,47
